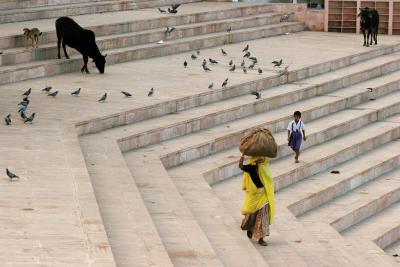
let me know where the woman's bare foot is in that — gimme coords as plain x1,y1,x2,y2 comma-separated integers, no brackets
258,238,268,246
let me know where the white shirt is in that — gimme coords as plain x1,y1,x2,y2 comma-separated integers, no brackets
287,120,305,135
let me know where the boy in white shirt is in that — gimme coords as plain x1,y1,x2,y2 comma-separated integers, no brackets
287,111,307,163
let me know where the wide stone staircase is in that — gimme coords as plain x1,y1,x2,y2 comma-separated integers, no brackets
1,1,400,266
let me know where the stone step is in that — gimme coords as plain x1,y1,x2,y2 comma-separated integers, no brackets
0,3,277,49
79,136,174,267
385,239,400,263
342,195,400,250
0,0,111,10
160,87,400,187
284,142,400,217
212,171,371,266
1,12,284,65
84,48,400,157
292,153,400,232
0,0,201,23
0,22,304,85
75,40,400,136
123,150,267,267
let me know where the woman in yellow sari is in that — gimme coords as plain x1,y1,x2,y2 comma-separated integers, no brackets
239,154,275,246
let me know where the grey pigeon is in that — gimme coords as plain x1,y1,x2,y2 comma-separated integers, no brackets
229,64,236,72
331,170,340,174
227,26,232,32
158,7,166,13
280,13,293,22
24,112,35,123
202,59,207,67
6,168,19,181
121,91,132,97
222,78,228,88
251,91,261,99
196,50,200,55
277,66,289,76
209,58,218,64
184,61,187,68
249,57,257,62
18,105,27,114
48,91,58,97
221,49,227,56
22,88,31,97
18,99,29,107
148,88,154,97
258,68,263,74
71,88,81,96
229,59,233,66
243,51,251,58
191,54,197,60
168,7,177,13
366,87,373,92
240,60,245,67
272,59,283,67
243,67,247,74
165,26,175,34
5,114,11,125
242,44,249,52
98,93,107,102
42,86,52,92
248,62,256,69
208,82,214,89
20,111,27,120
203,65,211,72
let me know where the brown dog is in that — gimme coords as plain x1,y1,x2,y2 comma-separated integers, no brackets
23,28,42,48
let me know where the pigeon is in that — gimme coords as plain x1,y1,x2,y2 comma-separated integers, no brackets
209,58,218,64
331,170,340,174
243,67,247,74
4,114,11,125
222,78,228,88
208,82,214,89
41,86,52,92
272,59,283,67
280,13,293,22
24,112,35,123
243,51,251,58
277,66,289,76
6,168,19,181
203,65,211,72
202,59,207,67
242,44,249,52
227,26,232,33
71,88,81,96
20,111,27,120
196,49,200,55
158,7,166,13
221,49,227,56
229,59,233,66
98,93,107,102
121,91,132,97
248,62,256,69
366,87,373,92
168,7,178,13
249,56,257,62
184,61,188,68
240,60,245,67
191,54,197,60
48,91,58,97
148,88,154,97
22,88,31,97
251,91,261,99
165,26,175,34
229,64,236,72
258,68,263,74
18,106,27,114
18,99,29,107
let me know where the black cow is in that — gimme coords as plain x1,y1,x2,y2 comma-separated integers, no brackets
358,7,379,47
55,17,106,74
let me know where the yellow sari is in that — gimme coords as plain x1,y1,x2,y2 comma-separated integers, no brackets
241,156,275,225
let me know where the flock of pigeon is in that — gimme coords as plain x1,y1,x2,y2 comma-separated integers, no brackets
3,3,291,180
183,42,289,99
